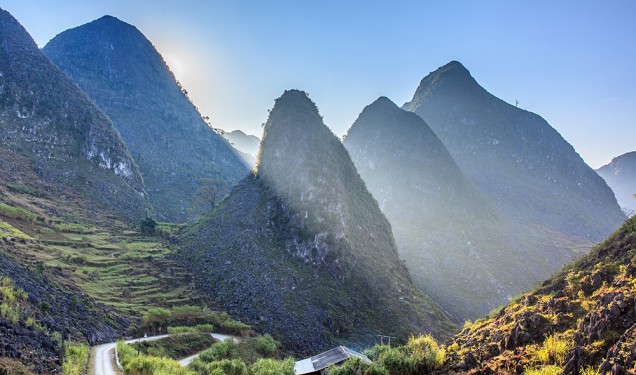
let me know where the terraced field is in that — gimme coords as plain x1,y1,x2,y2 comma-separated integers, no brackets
0,195,203,317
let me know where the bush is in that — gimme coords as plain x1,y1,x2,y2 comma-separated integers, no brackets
62,342,90,375
139,216,157,235
328,357,388,375
199,338,239,362
190,358,248,375
534,335,572,365
254,334,280,356
250,358,295,375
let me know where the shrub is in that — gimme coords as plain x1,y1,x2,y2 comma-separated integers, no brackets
534,335,572,365
190,358,248,375
199,338,239,362
328,357,388,375
62,342,89,375
139,216,157,234
250,358,295,375
254,334,280,356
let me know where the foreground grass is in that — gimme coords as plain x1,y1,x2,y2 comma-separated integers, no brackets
62,342,90,375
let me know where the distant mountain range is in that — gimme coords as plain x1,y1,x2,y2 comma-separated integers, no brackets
344,97,524,321
389,61,625,318
43,16,249,222
597,151,636,215
178,90,455,353
403,61,624,241
0,9,148,222
222,129,261,158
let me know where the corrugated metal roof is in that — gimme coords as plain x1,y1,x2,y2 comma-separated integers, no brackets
294,346,371,374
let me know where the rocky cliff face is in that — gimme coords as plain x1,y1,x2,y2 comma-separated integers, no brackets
597,152,636,215
179,90,455,354
444,215,635,374
344,97,532,321
0,8,148,222
43,16,249,222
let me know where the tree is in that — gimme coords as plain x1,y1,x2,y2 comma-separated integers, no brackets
192,178,228,211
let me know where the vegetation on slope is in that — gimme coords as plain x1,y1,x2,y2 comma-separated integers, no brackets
443,216,636,374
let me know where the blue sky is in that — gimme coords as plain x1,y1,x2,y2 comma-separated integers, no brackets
3,0,635,168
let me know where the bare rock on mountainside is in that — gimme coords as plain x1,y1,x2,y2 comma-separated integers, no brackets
178,90,456,354
44,16,249,222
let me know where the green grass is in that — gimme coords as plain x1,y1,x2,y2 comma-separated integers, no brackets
62,342,90,375
0,202,37,222
131,333,216,359
0,220,32,239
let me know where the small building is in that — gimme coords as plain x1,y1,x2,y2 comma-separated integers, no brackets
294,345,372,375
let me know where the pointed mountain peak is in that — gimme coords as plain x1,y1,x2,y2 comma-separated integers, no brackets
270,89,319,116
367,96,399,110
87,14,134,30
351,95,422,131
261,90,323,138
403,61,484,111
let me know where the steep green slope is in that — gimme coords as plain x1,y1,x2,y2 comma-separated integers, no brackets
43,16,249,222
179,90,455,354
444,216,636,374
344,97,533,321
0,8,148,222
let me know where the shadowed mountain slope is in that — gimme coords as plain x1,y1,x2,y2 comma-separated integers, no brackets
43,16,249,222
0,8,148,222
178,90,455,354
403,61,624,241
344,97,536,321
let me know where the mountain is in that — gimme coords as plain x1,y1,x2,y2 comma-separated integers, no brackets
443,215,635,374
403,62,625,285
0,8,148,222
178,90,455,354
43,16,249,222
597,151,636,215
344,97,539,321
223,129,261,158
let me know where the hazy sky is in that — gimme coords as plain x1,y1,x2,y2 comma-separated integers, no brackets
3,1,635,168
